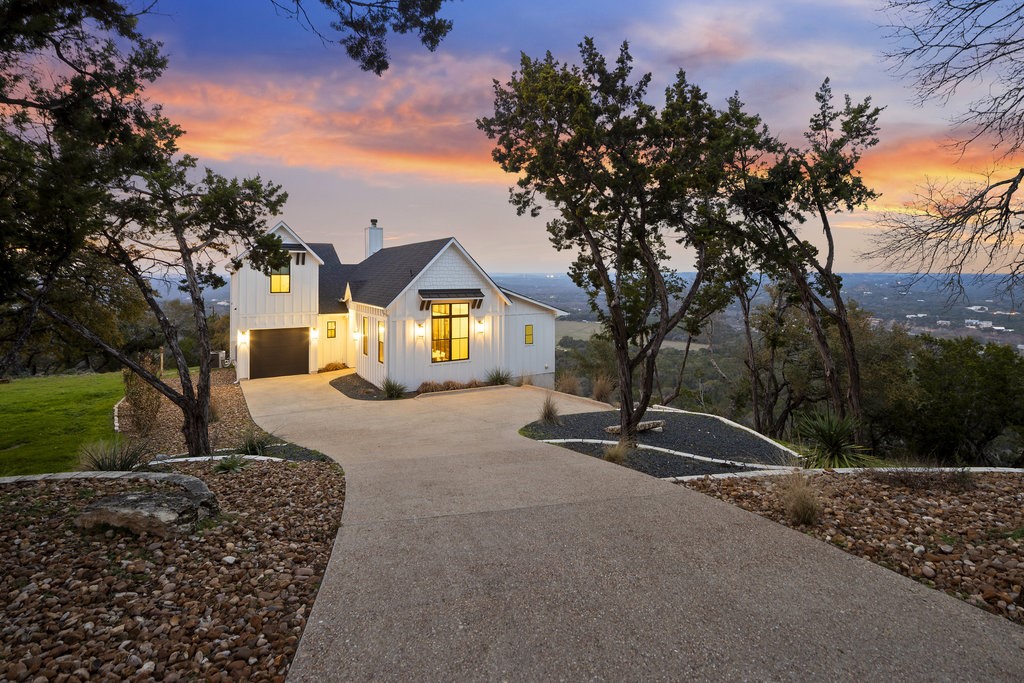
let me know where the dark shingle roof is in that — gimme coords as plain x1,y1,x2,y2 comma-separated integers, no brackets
418,288,484,300
308,243,352,314
345,238,451,308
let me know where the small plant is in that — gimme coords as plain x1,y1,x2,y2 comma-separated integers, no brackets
795,412,878,469
417,381,445,394
382,376,407,399
318,362,347,373
213,453,247,474
777,472,820,526
486,367,513,385
79,438,150,472
238,427,274,456
554,373,581,396
591,374,614,403
122,355,162,436
603,442,629,464
518,374,534,387
540,395,561,426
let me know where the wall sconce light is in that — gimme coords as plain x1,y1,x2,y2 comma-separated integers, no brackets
237,330,249,345
310,327,319,341
415,322,425,339
352,331,362,341
475,319,485,335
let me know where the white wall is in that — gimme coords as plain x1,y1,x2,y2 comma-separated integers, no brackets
351,303,388,388
500,294,558,388
317,314,349,369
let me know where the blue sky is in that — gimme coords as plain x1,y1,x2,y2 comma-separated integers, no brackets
133,0,1010,272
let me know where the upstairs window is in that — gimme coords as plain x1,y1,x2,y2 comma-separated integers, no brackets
431,303,469,362
270,261,290,293
525,324,534,345
327,321,336,338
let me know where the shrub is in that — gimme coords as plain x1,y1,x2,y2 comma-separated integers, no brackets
518,374,534,387
214,453,247,474
591,373,614,403
382,376,407,399
603,442,629,464
777,473,820,526
796,412,879,469
554,373,581,395
238,427,274,456
79,438,150,472
486,367,513,385
318,362,347,373
121,355,162,436
540,395,561,425
442,380,462,391
417,381,445,394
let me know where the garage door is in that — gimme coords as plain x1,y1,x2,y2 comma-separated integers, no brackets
250,328,309,379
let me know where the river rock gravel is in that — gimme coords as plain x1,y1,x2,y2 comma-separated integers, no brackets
1,459,345,681
684,470,1024,625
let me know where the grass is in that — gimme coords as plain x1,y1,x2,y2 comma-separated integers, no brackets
777,472,820,526
0,372,123,476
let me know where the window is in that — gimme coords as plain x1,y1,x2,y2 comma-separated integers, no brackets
270,261,290,293
525,324,534,345
362,317,368,356
327,321,336,339
378,320,385,364
295,252,306,266
431,303,469,362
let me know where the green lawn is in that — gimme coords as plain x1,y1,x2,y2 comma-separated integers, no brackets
0,372,124,476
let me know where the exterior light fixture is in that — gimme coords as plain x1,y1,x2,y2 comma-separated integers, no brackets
237,330,249,345
353,331,362,341
415,322,425,339
475,319,485,335
310,327,319,340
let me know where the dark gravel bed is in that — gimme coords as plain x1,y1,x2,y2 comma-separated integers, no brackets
525,410,792,466
329,372,386,400
557,441,757,478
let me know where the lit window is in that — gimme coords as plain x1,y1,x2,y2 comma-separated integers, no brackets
327,321,336,338
525,324,534,345
378,320,385,364
270,261,290,293
431,303,469,363
362,317,368,356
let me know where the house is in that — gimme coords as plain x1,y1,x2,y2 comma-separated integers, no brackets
229,220,564,388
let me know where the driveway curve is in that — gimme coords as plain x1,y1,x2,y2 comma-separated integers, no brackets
242,371,1024,682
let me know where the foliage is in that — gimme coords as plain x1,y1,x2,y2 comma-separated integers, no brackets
478,38,744,444
213,453,247,474
796,411,878,469
273,0,454,74
603,442,629,464
554,373,581,396
0,372,122,475
121,355,163,437
78,437,149,472
777,473,820,526
591,374,615,404
238,428,275,456
517,374,534,386
485,367,512,385
381,376,407,399
318,362,346,373
540,395,561,426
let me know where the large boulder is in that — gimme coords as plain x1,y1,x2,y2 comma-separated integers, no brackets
76,486,219,537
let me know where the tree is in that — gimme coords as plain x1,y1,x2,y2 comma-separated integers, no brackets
271,0,453,74
478,39,744,444
878,1,1024,293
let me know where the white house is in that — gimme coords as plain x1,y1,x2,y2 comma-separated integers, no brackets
229,220,563,388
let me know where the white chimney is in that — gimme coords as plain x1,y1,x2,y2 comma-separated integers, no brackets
365,218,383,259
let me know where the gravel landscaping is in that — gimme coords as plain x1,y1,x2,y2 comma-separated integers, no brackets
1,459,345,682
684,470,1024,625
523,409,793,477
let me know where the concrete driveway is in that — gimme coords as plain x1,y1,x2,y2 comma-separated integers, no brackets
243,372,1024,681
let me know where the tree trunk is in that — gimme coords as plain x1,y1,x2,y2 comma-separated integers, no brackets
181,398,212,457
788,265,845,417
736,282,762,433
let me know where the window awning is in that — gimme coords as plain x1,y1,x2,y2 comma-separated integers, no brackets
418,288,485,310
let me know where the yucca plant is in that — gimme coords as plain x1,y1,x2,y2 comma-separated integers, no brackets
79,438,150,471
795,412,879,469
485,367,512,385
214,453,247,474
382,376,407,399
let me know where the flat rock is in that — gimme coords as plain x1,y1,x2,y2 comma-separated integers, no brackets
75,490,218,538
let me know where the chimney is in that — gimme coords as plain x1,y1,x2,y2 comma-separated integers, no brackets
365,218,383,259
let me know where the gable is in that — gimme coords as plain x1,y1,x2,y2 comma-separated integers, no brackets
345,238,451,308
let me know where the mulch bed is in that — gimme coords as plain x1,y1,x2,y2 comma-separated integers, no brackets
0,459,345,682
684,470,1024,625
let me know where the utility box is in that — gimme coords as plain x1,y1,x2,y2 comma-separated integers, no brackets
210,350,226,368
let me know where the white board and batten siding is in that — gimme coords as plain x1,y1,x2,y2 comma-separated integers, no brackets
230,254,319,379
316,314,349,369
350,303,388,388
501,293,557,388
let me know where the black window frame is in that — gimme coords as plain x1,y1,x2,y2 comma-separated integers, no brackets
270,260,291,293
430,302,469,363
326,320,336,338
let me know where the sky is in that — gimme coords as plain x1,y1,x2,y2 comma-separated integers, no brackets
133,0,1017,273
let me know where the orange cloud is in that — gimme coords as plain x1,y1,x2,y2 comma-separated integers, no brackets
149,54,515,184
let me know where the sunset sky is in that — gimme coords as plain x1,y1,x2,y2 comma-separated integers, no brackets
137,0,1015,273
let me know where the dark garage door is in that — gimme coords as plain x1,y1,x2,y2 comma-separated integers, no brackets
250,328,309,379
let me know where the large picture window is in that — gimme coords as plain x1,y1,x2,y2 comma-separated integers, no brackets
270,261,290,293
431,303,469,362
